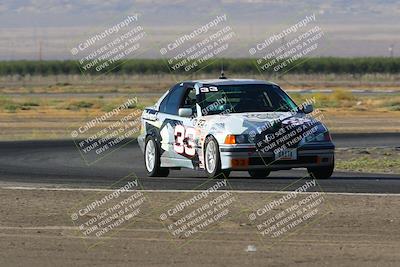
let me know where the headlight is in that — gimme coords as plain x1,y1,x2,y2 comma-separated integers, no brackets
305,132,331,143
224,134,250,144
235,134,247,143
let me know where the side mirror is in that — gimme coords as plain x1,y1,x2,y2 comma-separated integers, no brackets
303,104,314,114
178,108,193,117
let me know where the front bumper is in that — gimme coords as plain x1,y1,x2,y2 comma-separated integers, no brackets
219,142,335,170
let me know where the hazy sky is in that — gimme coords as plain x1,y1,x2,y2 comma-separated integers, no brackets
0,0,399,59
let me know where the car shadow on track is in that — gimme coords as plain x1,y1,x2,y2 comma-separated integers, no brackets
170,170,400,180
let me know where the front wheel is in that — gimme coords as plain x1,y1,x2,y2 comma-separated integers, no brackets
204,136,230,178
307,163,334,179
144,136,169,177
248,169,271,178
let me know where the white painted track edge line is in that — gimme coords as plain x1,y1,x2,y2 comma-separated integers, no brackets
1,186,400,196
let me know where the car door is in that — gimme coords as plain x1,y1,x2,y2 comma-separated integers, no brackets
173,84,198,161
157,83,198,168
155,83,184,161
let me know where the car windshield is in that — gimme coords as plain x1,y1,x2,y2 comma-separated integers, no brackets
198,84,298,115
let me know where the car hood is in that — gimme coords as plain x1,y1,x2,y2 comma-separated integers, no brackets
201,112,324,135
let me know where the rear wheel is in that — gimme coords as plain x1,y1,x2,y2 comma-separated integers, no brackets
144,136,169,177
248,169,270,178
204,136,230,178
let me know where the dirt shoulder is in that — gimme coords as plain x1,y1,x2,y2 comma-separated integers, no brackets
336,147,400,174
0,187,399,266
0,106,399,141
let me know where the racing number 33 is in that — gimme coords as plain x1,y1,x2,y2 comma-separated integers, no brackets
174,125,196,156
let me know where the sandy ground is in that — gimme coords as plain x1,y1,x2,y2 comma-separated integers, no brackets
322,109,400,133
0,187,399,267
336,147,400,174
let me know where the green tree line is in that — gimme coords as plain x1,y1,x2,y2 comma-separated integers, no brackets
0,57,399,76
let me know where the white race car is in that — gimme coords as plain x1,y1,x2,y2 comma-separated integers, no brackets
138,78,335,179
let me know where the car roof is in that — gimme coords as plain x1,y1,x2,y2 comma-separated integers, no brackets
183,79,278,86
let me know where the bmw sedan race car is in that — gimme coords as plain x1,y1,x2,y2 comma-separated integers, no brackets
138,78,335,179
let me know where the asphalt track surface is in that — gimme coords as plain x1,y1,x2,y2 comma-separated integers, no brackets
0,133,399,193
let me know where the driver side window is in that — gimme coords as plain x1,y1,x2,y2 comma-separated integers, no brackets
180,88,197,116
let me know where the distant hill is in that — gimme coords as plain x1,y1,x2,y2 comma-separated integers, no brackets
0,0,398,59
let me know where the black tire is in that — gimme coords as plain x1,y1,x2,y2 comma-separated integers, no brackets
308,161,334,179
144,136,169,177
204,136,230,179
248,169,271,178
